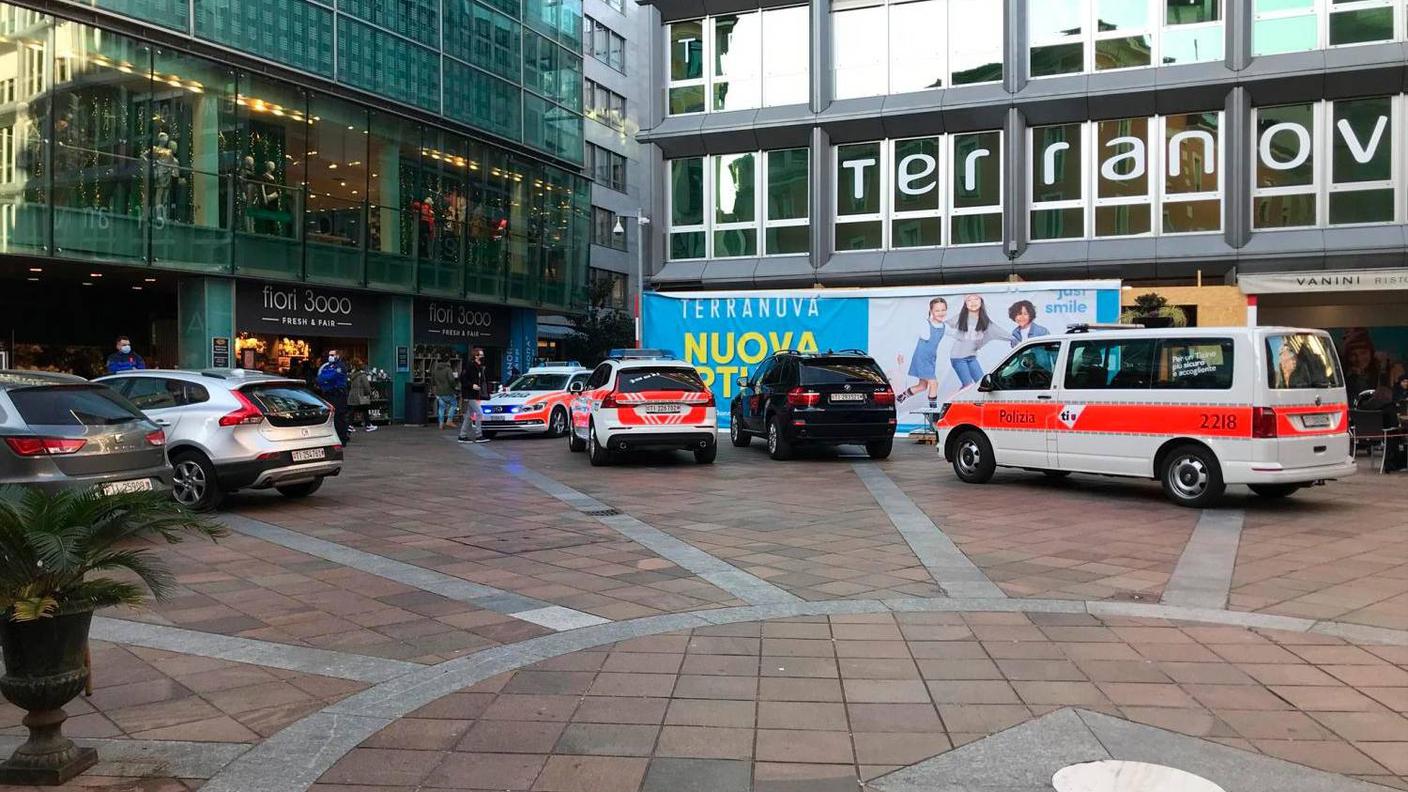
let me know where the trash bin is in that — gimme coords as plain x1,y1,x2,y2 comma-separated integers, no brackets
404,382,428,426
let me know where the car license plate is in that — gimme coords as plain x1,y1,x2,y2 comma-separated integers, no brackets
102,478,152,496
291,447,327,462
830,393,866,402
484,414,508,421
642,404,681,414
1302,413,1331,428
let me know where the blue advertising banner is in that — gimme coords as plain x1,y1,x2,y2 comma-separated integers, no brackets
644,281,1122,429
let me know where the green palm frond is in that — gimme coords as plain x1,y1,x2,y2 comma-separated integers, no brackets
0,485,221,622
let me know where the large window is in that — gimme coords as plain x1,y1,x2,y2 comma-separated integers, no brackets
585,143,627,192
584,78,626,130
1029,0,1224,77
667,7,808,115
1253,0,1397,55
585,16,625,72
1027,113,1224,240
667,148,810,259
592,206,626,250
1253,97,1396,229
832,0,1002,100
1066,338,1234,390
834,133,1003,251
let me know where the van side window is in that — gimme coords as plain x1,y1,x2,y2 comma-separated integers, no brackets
990,343,1061,390
1066,340,1157,390
1154,339,1235,390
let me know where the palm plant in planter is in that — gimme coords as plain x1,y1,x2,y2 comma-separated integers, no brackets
0,486,223,785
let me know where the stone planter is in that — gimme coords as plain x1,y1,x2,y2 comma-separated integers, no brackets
0,610,97,785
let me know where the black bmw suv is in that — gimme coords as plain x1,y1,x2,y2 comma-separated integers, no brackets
729,351,897,460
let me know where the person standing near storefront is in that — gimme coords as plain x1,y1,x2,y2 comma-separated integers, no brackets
432,359,458,430
317,348,351,445
457,347,489,444
347,361,377,434
105,336,146,374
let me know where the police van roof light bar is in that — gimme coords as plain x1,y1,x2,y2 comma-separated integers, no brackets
607,348,676,360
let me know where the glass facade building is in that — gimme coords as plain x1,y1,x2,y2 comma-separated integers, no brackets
642,0,1408,290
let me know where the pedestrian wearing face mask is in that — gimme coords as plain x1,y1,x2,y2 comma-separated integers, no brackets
316,348,351,445
105,336,146,374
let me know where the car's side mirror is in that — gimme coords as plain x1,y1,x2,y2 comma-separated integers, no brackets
569,382,584,393
737,377,749,389
977,374,994,393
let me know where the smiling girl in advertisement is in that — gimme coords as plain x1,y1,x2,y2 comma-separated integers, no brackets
895,297,948,407
948,294,1008,387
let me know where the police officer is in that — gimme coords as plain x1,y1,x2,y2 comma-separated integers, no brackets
317,348,351,444
105,336,146,374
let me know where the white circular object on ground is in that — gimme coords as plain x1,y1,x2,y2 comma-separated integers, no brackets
1053,761,1226,792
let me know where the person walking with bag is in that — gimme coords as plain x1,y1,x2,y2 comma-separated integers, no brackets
316,349,351,445
457,347,489,443
432,359,458,429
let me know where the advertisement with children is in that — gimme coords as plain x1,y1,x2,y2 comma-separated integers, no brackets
643,281,1122,430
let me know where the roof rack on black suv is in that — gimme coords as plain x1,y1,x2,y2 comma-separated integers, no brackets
728,350,897,461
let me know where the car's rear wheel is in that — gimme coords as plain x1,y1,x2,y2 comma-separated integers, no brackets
729,411,751,447
694,444,717,464
951,430,995,484
1161,444,1225,508
588,422,612,466
549,407,569,437
171,451,222,511
767,416,793,461
866,438,893,460
276,478,325,498
1249,483,1300,499
567,422,586,452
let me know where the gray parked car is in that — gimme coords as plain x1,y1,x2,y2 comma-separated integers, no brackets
96,369,343,510
0,371,172,495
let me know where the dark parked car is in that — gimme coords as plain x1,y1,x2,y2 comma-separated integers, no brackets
729,351,898,460
0,371,172,494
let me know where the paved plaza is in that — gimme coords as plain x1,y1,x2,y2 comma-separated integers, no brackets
3,427,1408,791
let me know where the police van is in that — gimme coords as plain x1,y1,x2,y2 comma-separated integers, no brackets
933,325,1356,507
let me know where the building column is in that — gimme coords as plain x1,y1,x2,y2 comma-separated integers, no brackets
191,93,221,228
1006,0,1027,93
370,295,412,420
377,143,401,256
809,126,832,279
1003,107,1028,264
810,0,832,113
1224,86,1252,249
176,276,235,369
506,307,538,379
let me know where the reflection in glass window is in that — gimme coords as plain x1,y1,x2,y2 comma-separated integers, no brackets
1030,123,1085,240
1094,117,1151,237
951,131,1002,244
832,0,1002,100
836,142,883,250
1253,102,1316,229
1253,0,1394,55
1329,96,1394,225
668,8,808,115
1163,112,1222,233
667,149,810,258
1030,0,1223,76
891,137,942,248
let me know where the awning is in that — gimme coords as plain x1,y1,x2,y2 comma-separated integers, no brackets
1238,268,1408,295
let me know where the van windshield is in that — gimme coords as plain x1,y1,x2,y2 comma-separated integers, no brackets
1266,334,1342,389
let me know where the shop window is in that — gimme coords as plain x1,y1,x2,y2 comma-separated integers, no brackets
834,133,1002,251
1030,0,1223,78
1028,113,1224,240
833,0,1002,100
667,148,809,259
667,7,807,115
0,3,49,260
1253,0,1396,55
1253,97,1396,229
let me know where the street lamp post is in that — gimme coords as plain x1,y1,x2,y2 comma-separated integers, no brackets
612,213,650,347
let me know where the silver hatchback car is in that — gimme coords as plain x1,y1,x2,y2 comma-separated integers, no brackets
0,371,171,494
97,369,343,510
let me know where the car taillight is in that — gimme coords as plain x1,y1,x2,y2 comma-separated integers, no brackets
872,390,896,406
219,389,265,427
787,387,820,408
145,430,166,447
702,392,715,408
4,437,86,456
599,391,619,409
1252,407,1277,438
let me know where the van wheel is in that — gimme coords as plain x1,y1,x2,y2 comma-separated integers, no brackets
729,412,751,447
1249,483,1300,499
567,423,586,452
951,430,995,483
767,416,793,461
866,438,893,460
171,451,223,512
1161,445,1225,508
276,478,324,498
588,422,612,466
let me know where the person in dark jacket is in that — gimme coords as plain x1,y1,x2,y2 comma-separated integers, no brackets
317,348,351,445
105,336,146,374
1364,386,1405,472
457,347,489,443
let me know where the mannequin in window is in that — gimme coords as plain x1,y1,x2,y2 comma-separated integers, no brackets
154,140,179,221
416,194,436,257
142,132,174,218
261,161,281,233
239,155,258,232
